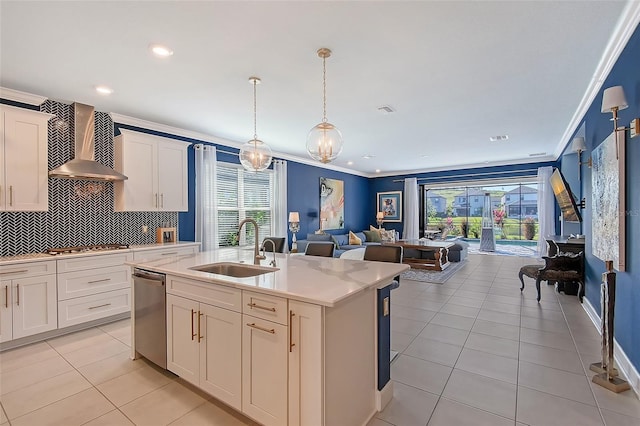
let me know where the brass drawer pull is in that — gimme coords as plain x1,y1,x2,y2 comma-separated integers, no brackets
289,310,295,352
16,284,19,306
161,252,178,256
4,285,8,308
88,278,111,284
88,303,111,310
9,185,13,206
246,302,276,312
246,323,275,334
191,309,196,341
0,270,28,275
160,193,164,208
198,311,204,342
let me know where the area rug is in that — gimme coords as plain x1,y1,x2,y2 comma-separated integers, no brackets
400,260,466,284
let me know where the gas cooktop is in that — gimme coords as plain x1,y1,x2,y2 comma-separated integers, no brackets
45,244,130,256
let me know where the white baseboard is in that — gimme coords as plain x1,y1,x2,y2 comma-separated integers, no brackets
582,298,640,397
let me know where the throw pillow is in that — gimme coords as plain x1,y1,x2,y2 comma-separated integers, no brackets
363,230,382,243
348,230,362,245
379,229,396,243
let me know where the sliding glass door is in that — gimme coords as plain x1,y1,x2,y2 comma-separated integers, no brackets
422,181,539,242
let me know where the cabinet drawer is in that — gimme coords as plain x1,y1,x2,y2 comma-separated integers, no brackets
57,252,133,273
0,260,56,279
167,276,241,312
243,291,288,325
133,245,198,261
58,288,131,328
58,265,130,301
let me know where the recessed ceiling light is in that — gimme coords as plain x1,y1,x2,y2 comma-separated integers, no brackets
489,135,509,142
95,85,113,95
347,161,354,165
362,154,375,159
375,169,381,173
420,154,430,158
528,152,546,157
149,44,174,57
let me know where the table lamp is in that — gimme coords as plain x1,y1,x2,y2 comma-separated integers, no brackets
376,211,385,229
289,212,300,253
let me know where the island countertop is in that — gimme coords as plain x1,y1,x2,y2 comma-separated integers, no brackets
126,248,409,307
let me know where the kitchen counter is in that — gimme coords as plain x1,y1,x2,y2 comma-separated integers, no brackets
127,248,409,307
0,241,200,266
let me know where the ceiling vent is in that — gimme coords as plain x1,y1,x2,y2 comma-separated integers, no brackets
489,135,509,142
377,105,395,114
528,152,547,157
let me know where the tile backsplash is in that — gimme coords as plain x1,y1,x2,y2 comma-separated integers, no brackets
0,100,177,256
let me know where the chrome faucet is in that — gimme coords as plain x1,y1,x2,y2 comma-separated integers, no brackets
238,218,266,265
261,238,278,267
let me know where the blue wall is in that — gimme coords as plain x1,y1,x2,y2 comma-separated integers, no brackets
287,162,370,239
369,161,558,235
560,23,640,371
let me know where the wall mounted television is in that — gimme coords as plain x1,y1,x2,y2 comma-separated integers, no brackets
550,168,582,222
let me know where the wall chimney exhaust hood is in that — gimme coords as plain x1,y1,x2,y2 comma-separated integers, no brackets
48,102,128,181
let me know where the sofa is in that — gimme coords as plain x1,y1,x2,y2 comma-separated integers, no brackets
296,232,468,261
296,230,385,257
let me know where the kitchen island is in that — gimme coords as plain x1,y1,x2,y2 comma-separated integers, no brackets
128,248,408,426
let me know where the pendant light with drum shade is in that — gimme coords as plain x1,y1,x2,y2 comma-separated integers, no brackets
239,77,273,172
307,48,343,164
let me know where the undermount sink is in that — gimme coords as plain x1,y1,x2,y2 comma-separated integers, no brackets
190,262,278,278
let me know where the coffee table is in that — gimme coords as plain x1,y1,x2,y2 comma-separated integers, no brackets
383,240,455,271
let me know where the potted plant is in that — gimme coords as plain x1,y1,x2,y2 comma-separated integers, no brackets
522,217,536,240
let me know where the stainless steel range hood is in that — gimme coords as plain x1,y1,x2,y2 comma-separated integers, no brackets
48,102,128,181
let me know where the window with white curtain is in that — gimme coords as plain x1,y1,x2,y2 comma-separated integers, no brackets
216,163,274,247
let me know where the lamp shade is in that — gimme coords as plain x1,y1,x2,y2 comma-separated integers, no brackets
288,212,300,222
601,86,628,113
571,137,586,153
376,211,385,220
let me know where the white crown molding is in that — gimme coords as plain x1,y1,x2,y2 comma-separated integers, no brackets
110,112,369,177
554,1,640,159
0,87,47,106
372,155,555,179
582,297,640,397
109,112,241,148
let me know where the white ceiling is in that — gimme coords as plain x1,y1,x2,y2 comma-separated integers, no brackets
1,1,636,176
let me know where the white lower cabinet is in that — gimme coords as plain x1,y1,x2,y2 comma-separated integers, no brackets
0,261,58,343
164,276,338,426
242,315,288,426
288,300,323,426
57,253,132,328
167,294,242,410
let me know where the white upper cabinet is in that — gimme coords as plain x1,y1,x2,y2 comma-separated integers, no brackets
0,105,53,211
114,129,190,212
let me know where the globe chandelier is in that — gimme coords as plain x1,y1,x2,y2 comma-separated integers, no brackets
306,48,343,164
239,76,273,172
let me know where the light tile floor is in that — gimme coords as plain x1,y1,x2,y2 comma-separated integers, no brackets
0,254,638,425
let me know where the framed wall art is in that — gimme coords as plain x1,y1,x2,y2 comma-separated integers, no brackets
320,177,344,230
377,191,402,222
592,129,626,271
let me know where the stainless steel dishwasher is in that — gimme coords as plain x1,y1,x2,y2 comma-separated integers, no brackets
132,268,167,369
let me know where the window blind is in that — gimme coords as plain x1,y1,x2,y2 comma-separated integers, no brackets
216,163,273,247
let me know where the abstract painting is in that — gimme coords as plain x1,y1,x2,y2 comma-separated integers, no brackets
320,177,344,230
592,130,626,271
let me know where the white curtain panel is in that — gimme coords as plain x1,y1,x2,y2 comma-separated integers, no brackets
273,159,289,251
194,144,218,251
403,177,419,240
537,166,555,257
